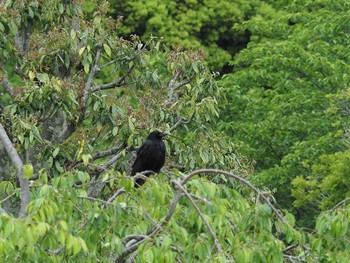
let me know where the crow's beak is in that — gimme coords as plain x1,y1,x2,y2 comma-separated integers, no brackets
160,132,168,138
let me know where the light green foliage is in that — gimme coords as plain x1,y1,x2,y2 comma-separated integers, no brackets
220,0,350,221
312,206,350,262
293,150,350,210
108,0,259,70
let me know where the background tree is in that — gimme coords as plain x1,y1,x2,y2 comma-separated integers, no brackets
108,0,261,71
219,0,350,225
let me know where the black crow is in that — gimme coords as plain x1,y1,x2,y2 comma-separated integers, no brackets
131,131,167,187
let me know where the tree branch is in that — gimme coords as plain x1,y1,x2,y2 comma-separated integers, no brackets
180,169,288,225
0,122,30,217
70,142,126,170
81,45,102,111
326,197,350,213
173,180,223,254
104,187,125,208
169,117,190,132
90,64,135,93
115,186,182,262
167,70,190,103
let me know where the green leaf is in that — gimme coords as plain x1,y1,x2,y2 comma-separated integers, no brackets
103,44,112,57
112,126,119,136
53,147,60,158
70,29,76,40
23,163,34,179
102,173,109,182
28,71,35,80
143,250,154,262
82,154,91,166
78,47,86,56
84,63,90,74
77,171,87,183
162,235,172,250
36,73,49,83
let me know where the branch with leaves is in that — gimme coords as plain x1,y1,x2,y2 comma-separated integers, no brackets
115,168,290,262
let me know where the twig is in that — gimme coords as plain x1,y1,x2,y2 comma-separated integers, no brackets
0,192,16,204
103,146,130,169
169,117,190,132
79,195,118,207
71,142,126,170
283,254,306,262
173,180,223,254
180,169,288,225
188,193,212,204
326,197,350,213
0,123,30,217
105,187,126,206
47,246,65,255
91,64,135,93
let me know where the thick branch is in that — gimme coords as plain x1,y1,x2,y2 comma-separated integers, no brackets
181,169,288,225
0,122,30,217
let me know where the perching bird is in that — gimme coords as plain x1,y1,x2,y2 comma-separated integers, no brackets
131,130,167,187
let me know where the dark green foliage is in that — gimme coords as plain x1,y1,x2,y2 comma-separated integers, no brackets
108,0,260,70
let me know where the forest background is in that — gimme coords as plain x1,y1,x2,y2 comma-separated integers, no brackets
0,0,349,262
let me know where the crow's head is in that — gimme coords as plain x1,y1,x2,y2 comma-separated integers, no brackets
147,130,168,140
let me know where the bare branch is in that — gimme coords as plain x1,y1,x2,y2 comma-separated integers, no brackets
173,180,223,254
180,169,288,225
105,187,126,205
70,142,126,170
47,246,65,255
91,64,135,93
102,146,130,169
81,45,103,110
116,225,162,263
0,191,16,204
122,234,148,245
167,70,189,103
57,45,104,143
169,117,190,132
79,195,118,207
0,122,30,217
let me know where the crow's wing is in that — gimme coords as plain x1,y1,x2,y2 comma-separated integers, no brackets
131,139,154,176
131,137,166,187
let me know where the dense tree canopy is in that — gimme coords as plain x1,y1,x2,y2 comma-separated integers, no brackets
0,0,349,262
108,0,260,71
220,0,350,223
